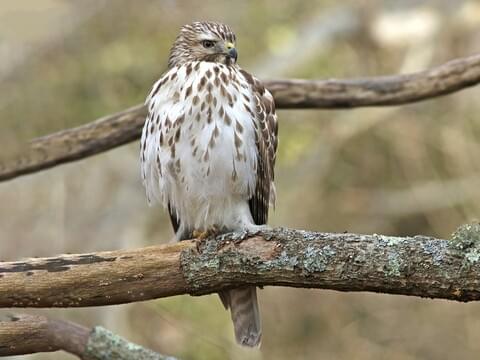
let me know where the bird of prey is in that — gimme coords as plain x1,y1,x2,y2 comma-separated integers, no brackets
140,21,278,347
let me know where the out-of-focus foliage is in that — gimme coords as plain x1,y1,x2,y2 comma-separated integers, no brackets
1,0,480,359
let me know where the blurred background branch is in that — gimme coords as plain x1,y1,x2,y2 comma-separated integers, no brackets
2,228,480,309
1,53,480,183
0,314,176,359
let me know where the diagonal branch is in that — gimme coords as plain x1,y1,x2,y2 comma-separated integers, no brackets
1,227,480,308
0,104,147,182
1,53,480,182
0,314,177,359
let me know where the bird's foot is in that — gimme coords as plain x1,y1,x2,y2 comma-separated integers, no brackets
193,225,219,240
193,226,219,252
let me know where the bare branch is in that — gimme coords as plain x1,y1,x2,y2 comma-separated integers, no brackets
0,314,87,357
1,53,479,182
268,53,480,108
1,227,480,308
0,314,176,359
0,104,147,182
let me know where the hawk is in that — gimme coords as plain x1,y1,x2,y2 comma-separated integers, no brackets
140,21,278,347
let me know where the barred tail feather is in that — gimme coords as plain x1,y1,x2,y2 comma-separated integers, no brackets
219,287,261,347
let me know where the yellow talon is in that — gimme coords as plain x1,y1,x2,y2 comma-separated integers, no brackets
193,226,219,241
193,229,208,240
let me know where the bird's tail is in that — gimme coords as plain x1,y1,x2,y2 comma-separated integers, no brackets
219,286,261,347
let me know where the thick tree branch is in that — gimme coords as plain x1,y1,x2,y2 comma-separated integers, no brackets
0,314,87,357
1,53,479,182
1,227,480,308
0,314,176,359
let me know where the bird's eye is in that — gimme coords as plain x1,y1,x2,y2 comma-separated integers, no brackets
202,40,215,48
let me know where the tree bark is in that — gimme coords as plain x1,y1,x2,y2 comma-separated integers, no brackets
0,314,88,357
1,227,480,307
0,314,176,359
1,53,479,182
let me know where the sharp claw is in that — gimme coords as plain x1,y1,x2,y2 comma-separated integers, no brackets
193,227,218,253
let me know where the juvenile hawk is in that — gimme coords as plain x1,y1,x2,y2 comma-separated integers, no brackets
140,21,278,347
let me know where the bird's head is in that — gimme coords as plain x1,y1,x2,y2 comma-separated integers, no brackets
168,21,238,68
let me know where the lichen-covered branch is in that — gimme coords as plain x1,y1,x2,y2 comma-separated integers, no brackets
1,227,480,308
1,53,480,182
0,314,177,359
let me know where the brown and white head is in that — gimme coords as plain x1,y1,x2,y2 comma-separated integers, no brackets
168,21,238,68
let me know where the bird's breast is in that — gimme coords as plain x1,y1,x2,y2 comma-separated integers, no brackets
143,61,259,209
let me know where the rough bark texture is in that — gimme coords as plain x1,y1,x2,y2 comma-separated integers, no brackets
1,227,480,307
0,314,176,359
0,242,190,307
84,327,176,360
181,227,480,301
0,314,88,357
1,53,479,182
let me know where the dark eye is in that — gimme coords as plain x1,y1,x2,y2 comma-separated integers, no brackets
202,40,215,48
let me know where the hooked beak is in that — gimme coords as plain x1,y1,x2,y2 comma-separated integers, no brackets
228,48,238,62
225,42,238,63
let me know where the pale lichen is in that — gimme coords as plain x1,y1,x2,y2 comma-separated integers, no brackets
465,249,480,264
379,235,405,246
85,326,176,360
451,223,480,269
451,223,480,250
384,252,403,277
420,240,445,266
302,244,335,273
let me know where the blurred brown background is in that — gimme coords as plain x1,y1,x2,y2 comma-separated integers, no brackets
1,0,480,359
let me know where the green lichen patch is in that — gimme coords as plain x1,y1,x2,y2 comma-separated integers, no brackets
465,249,480,264
376,234,406,247
450,223,480,270
383,252,403,277
180,245,221,292
301,244,335,273
85,326,176,360
451,223,480,250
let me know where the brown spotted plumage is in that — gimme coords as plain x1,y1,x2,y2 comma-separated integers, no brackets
140,21,278,347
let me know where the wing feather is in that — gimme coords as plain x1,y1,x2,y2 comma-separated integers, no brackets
141,68,182,234
240,69,278,225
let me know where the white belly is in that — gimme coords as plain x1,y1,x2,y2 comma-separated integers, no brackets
165,114,257,232
141,61,259,235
